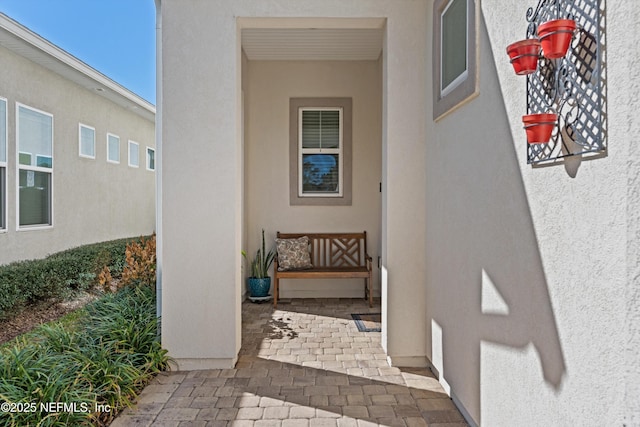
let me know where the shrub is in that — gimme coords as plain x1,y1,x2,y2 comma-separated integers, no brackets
0,236,151,320
120,234,156,288
0,285,169,427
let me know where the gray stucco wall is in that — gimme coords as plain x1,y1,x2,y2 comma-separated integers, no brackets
244,59,382,299
0,44,156,265
427,0,640,425
157,0,639,424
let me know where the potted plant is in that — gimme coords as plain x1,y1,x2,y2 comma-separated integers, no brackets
506,39,541,75
537,19,576,59
522,113,557,144
242,229,276,299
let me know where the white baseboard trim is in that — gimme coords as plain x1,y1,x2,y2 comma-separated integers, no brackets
171,356,238,371
425,358,478,427
451,390,478,427
386,355,429,368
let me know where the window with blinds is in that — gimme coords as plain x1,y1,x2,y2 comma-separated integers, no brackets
298,107,343,197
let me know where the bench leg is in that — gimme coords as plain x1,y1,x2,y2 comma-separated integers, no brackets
367,275,373,307
273,276,279,308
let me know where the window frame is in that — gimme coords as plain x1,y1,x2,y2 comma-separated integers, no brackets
289,98,352,206
433,0,479,121
16,102,54,231
146,146,155,171
128,140,139,168
107,133,120,164
297,107,344,198
78,123,96,159
0,97,7,232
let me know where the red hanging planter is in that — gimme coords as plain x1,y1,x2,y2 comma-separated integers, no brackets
522,113,557,144
506,39,541,75
537,19,576,59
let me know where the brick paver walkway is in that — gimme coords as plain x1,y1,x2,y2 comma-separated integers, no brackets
111,298,468,426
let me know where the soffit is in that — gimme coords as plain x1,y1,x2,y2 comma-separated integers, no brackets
242,28,383,61
0,14,155,122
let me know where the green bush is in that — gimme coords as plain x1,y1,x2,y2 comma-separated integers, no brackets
0,285,169,427
0,237,149,320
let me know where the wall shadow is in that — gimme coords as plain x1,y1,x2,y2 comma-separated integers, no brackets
425,10,568,426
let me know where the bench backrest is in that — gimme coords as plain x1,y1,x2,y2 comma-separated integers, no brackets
277,232,368,268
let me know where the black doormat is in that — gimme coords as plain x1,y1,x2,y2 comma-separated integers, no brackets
351,313,381,332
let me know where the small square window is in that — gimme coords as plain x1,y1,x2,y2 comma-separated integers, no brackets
128,140,139,167
79,124,96,159
146,147,155,171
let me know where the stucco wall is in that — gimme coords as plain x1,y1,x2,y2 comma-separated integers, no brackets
0,45,155,265
623,3,640,424
159,0,428,370
244,59,382,298
426,0,639,425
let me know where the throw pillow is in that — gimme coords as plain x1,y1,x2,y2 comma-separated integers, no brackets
276,236,313,271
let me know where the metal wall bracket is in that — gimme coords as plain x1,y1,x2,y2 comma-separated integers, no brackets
525,0,606,166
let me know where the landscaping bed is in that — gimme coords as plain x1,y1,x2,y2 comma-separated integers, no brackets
0,236,168,426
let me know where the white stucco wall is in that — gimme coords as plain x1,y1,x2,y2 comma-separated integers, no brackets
159,0,428,370
244,59,382,299
623,3,640,424
159,0,640,424
426,0,640,425
0,44,155,265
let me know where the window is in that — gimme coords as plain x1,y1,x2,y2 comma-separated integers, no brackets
79,124,95,158
0,97,6,230
128,140,139,167
107,133,120,163
299,108,342,197
433,0,479,120
17,103,53,228
146,147,155,171
289,98,352,206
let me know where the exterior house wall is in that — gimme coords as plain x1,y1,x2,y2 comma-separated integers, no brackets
426,0,640,425
244,59,382,298
158,0,428,371
0,40,155,265
158,0,640,424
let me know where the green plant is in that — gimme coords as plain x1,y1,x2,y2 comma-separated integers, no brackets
0,285,170,427
0,236,150,320
242,229,275,279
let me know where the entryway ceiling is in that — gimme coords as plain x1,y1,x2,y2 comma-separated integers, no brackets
241,28,383,61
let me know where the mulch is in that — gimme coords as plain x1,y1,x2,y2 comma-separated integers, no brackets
0,293,97,345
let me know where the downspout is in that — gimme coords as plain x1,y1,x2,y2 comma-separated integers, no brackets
154,0,162,324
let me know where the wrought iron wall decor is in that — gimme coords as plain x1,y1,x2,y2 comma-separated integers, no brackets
524,0,605,166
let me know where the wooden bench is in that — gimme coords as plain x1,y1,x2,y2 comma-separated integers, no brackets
273,231,373,308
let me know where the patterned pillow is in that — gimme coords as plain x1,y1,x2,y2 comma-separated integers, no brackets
276,236,313,271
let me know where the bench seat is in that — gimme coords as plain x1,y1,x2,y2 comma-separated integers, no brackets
273,231,373,308
275,266,370,278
